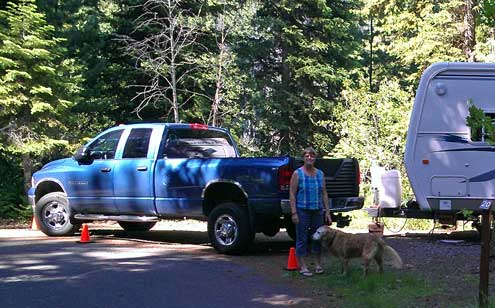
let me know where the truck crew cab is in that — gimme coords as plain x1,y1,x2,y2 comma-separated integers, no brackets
28,123,363,254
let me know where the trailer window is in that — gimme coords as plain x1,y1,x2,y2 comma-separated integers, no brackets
471,112,495,142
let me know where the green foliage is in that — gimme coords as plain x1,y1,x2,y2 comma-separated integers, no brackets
366,0,466,88
184,0,255,128
382,217,434,232
0,151,30,219
466,100,495,144
0,0,80,217
39,0,141,130
231,0,362,155
0,0,491,220
479,0,495,26
330,78,412,201
0,0,78,156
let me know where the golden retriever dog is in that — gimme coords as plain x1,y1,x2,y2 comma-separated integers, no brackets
312,225,403,276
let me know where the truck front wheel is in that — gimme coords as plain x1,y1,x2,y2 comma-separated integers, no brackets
35,192,79,236
208,203,253,254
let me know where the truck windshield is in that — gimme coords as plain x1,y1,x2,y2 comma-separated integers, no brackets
163,129,236,158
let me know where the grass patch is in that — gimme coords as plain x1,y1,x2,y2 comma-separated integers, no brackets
310,259,440,308
347,209,436,231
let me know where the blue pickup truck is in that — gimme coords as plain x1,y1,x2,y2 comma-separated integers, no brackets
28,123,363,254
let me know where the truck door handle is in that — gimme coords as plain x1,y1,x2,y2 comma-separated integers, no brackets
100,167,111,173
137,166,148,171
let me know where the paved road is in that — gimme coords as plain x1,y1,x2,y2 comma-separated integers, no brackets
0,227,309,308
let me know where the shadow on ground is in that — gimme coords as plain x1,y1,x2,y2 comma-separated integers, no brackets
88,228,296,256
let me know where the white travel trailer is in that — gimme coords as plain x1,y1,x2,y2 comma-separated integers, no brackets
405,62,495,215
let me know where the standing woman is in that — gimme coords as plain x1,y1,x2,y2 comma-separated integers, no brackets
289,147,332,276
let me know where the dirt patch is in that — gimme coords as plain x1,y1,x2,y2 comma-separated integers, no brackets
0,218,31,229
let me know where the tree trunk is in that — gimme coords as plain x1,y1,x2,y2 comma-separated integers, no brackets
369,15,374,92
124,0,199,121
211,13,226,127
21,153,32,194
169,1,179,123
464,0,476,62
171,63,179,123
211,50,223,127
279,38,290,154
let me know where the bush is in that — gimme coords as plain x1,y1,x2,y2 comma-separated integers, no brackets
0,151,31,219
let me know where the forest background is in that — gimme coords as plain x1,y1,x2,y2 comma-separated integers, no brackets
0,0,494,219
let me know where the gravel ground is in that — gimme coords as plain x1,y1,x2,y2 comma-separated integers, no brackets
234,227,489,307
384,232,483,306
1,218,490,307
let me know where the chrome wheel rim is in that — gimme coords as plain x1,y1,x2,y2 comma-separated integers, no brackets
214,214,238,246
41,201,69,231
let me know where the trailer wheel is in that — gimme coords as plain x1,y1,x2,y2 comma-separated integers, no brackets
208,203,253,255
35,192,79,236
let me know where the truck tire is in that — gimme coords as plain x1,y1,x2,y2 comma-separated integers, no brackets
262,224,280,237
35,192,79,236
208,202,253,255
118,221,157,232
283,215,296,241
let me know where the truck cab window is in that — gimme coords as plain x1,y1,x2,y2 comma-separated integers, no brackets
88,130,123,159
123,128,152,159
471,112,495,142
163,129,236,158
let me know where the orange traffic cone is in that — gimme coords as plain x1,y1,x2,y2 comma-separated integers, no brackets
31,216,39,231
78,224,91,243
285,247,299,271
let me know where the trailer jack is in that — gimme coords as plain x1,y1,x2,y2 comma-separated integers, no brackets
332,213,351,228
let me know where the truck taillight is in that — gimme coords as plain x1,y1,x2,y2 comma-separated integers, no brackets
278,164,293,191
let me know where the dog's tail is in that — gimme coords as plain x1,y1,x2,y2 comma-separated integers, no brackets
383,245,403,269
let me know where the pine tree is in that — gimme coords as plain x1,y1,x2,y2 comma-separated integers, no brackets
0,0,78,190
238,0,362,155
366,0,465,88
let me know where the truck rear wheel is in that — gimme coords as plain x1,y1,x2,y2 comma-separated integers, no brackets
283,215,296,241
208,203,253,255
286,222,296,241
35,192,79,236
118,221,157,232
262,225,280,237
